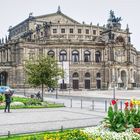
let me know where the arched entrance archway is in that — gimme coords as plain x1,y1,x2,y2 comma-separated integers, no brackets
0,71,8,86
121,70,126,88
72,72,79,89
84,72,90,89
96,72,101,89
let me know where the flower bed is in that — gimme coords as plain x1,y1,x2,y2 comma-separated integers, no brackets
83,124,140,140
82,99,140,140
0,130,94,140
102,99,140,132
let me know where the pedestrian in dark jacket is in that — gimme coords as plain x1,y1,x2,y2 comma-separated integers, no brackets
4,89,13,113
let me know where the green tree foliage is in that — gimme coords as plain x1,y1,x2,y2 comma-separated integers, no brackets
24,55,64,101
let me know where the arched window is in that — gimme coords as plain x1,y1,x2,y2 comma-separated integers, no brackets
96,72,100,78
73,72,79,78
85,72,90,77
84,50,90,62
116,36,125,43
72,50,79,62
48,50,55,57
95,51,101,63
59,50,67,61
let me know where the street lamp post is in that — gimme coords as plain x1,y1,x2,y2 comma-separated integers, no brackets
55,77,58,99
24,79,26,96
56,87,58,99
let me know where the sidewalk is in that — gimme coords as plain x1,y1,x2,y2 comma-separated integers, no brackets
0,108,105,136
47,89,140,100
17,88,140,100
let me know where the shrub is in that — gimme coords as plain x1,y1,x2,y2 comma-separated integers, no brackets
0,95,4,102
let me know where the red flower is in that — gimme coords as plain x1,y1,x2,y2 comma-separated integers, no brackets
133,128,140,134
111,100,117,105
124,101,129,110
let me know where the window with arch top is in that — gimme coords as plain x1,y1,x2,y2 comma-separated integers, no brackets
84,50,91,62
59,50,67,61
72,72,79,78
96,72,101,78
95,51,101,63
85,72,90,77
72,50,79,62
48,50,55,57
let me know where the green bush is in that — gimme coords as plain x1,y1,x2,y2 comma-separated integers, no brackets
0,95,4,102
13,97,42,106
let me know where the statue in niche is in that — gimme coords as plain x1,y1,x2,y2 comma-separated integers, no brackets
43,22,51,37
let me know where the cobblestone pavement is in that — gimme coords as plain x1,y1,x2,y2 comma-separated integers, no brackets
0,108,105,136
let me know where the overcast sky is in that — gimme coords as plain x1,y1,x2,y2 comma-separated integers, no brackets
0,0,140,50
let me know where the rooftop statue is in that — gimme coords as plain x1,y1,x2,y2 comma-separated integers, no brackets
109,10,122,23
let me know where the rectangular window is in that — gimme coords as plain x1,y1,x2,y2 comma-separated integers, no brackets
93,30,96,35
61,28,65,33
69,28,73,33
100,31,102,35
53,29,57,33
78,29,81,34
41,32,43,36
86,29,89,34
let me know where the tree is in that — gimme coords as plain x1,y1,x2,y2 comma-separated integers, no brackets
24,55,64,101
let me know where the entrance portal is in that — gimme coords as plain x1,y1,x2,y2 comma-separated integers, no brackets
0,71,8,86
85,79,90,89
121,70,126,88
96,80,101,89
72,80,79,89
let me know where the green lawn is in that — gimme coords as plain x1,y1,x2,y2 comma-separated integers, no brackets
0,96,64,109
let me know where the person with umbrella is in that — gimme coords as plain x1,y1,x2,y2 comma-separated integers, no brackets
4,89,13,113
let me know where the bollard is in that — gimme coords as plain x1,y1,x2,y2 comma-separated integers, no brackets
8,131,10,138
61,125,63,132
81,99,83,109
70,98,72,108
92,100,94,110
120,101,122,111
105,100,107,112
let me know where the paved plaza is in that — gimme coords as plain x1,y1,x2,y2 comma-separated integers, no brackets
0,107,105,136
0,89,139,136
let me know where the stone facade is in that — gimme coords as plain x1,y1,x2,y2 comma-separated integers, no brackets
0,8,140,90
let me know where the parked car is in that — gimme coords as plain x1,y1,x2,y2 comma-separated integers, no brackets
0,86,15,94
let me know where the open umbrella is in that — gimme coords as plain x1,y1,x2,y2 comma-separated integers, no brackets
0,86,14,94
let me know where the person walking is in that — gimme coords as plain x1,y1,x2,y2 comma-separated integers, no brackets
4,89,13,113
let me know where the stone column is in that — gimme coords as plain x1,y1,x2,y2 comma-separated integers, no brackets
101,49,104,61
93,49,95,62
